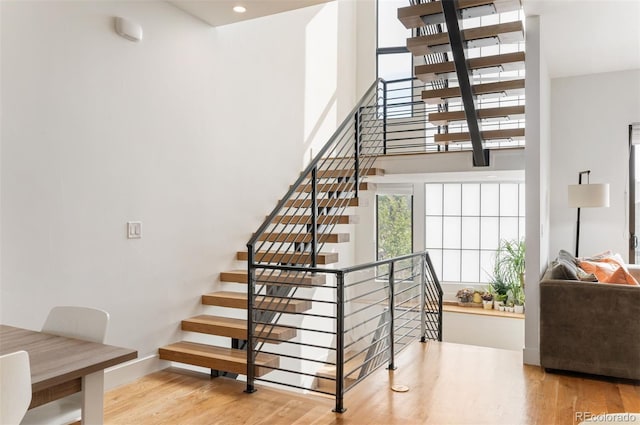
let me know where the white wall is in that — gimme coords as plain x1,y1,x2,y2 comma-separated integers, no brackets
0,0,356,380
523,15,551,366
443,312,524,351
549,69,640,261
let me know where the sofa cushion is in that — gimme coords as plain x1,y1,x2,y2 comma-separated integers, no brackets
549,259,579,280
580,258,640,285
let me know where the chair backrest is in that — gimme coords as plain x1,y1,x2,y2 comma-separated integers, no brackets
42,306,109,343
0,350,32,425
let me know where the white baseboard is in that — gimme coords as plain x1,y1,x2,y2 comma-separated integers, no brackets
523,347,540,366
104,354,169,391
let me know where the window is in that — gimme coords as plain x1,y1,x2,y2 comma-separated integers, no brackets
425,182,525,283
377,194,413,276
377,0,413,120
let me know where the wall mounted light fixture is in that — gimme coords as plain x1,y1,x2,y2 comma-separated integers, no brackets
115,17,143,42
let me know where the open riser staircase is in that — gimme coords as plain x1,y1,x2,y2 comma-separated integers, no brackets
399,0,525,163
159,0,524,412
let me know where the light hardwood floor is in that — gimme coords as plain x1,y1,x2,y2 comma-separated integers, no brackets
103,342,640,425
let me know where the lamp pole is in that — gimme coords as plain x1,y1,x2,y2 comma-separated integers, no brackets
575,170,591,257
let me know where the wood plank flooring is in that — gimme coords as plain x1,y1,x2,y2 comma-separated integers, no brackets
103,342,640,425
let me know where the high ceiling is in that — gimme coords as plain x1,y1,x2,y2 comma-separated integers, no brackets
168,0,334,27
524,0,640,78
167,0,639,79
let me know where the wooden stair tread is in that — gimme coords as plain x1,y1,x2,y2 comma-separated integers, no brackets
415,52,525,82
398,0,521,29
158,341,277,377
315,168,384,179
422,79,525,104
283,197,366,209
428,105,525,125
314,351,369,392
407,21,524,56
273,214,359,225
295,182,374,192
220,270,327,286
182,315,297,342
434,128,525,144
236,251,339,265
257,232,350,244
202,291,312,313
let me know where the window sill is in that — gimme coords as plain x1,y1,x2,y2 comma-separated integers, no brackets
442,301,524,319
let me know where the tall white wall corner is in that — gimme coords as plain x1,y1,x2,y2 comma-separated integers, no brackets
114,17,143,42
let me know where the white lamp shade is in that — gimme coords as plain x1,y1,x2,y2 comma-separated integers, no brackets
568,183,610,208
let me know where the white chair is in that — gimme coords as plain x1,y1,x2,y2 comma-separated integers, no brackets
0,350,32,425
21,307,109,425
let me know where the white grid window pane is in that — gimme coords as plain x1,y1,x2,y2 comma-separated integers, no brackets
442,250,461,281
444,184,462,215
500,217,519,242
500,184,519,216
424,181,525,284
461,217,480,249
425,217,443,249
461,184,480,216
377,0,411,48
378,53,412,81
443,217,461,249
425,184,443,215
480,250,495,283
480,217,499,250
428,249,443,281
481,184,500,216
461,251,480,282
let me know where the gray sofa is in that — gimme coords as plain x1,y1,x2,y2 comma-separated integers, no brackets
540,265,640,380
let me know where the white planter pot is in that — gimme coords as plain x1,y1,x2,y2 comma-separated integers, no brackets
482,300,493,310
514,304,524,314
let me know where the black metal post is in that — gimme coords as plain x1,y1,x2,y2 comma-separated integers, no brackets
244,246,257,394
441,0,488,167
333,272,346,413
354,109,361,198
574,170,590,257
387,261,397,370
420,254,427,343
382,80,388,155
311,167,318,268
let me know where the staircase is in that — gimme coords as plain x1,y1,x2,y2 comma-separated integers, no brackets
158,0,526,412
399,0,525,163
159,167,381,377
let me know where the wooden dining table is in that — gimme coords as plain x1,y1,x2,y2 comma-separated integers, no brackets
0,324,137,424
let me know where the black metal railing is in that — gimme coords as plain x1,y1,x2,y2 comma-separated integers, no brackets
245,251,442,413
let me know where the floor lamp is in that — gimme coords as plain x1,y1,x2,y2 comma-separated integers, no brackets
568,170,610,257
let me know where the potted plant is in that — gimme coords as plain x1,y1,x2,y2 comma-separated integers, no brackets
491,239,525,313
481,291,493,310
494,239,526,290
510,282,525,314
489,277,509,310
456,288,474,306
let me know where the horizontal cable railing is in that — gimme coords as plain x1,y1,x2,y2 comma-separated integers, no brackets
245,251,443,413
382,77,526,154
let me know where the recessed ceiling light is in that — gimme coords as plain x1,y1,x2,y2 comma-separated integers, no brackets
233,5,246,13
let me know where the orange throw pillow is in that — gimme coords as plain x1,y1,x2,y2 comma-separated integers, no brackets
579,255,640,286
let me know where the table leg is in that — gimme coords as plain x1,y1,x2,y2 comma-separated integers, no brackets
82,371,104,424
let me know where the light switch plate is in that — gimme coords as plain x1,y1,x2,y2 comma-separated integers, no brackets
127,221,142,239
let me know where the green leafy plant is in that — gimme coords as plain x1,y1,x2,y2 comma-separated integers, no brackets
494,239,526,288
492,239,526,305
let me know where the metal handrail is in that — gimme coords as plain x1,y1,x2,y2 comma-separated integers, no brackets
246,250,443,413
247,78,383,247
